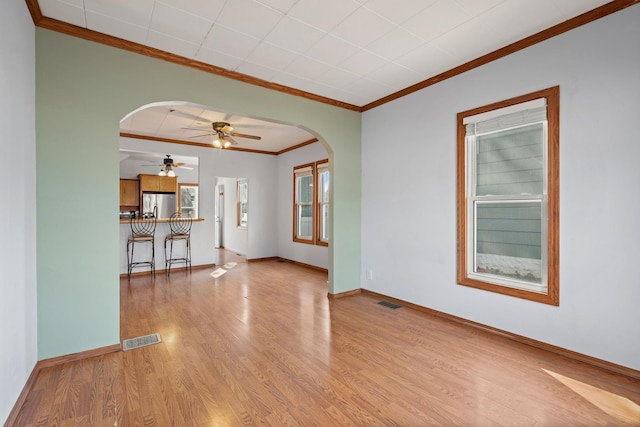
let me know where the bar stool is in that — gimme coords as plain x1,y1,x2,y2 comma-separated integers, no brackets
164,212,192,275
126,211,157,279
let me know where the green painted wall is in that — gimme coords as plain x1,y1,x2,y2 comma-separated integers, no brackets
36,29,361,359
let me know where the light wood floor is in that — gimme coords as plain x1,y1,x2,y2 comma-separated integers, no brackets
12,260,640,426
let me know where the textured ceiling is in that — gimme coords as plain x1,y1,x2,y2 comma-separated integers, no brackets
37,0,612,108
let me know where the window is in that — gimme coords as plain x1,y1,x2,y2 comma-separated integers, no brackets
294,164,314,242
178,183,198,218
457,86,559,305
316,160,329,246
293,160,329,245
237,179,248,228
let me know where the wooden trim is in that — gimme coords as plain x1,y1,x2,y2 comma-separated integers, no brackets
121,132,279,156
28,0,637,114
37,344,122,369
24,0,42,25
246,256,279,263
3,362,40,427
456,86,560,306
314,159,330,246
119,217,204,224
293,162,316,244
277,257,329,273
246,256,328,273
362,0,640,111
276,138,319,155
30,13,360,112
5,343,121,425
361,289,640,380
327,288,361,299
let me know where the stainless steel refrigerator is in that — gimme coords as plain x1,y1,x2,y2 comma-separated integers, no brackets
142,193,176,218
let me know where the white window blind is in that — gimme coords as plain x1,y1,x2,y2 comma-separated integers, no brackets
465,97,548,292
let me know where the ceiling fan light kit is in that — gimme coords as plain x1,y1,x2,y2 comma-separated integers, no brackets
158,167,176,177
141,154,186,176
184,121,262,149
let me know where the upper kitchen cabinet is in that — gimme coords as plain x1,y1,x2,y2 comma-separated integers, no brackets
139,174,177,193
119,179,139,210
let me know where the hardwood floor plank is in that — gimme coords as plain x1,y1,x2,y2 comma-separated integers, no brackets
10,259,640,426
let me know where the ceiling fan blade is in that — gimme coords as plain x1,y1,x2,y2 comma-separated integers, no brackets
177,165,194,170
230,132,261,140
182,127,212,131
188,133,214,138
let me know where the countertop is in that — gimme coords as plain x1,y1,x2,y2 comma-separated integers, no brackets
119,218,205,224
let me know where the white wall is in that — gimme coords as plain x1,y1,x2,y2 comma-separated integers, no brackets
277,141,329,269
0,2,37,423
361,6,640,370
120,136,277,271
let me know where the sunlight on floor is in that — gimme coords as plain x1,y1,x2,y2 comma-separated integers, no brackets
210,262,237,278
543,369,640,423
210,268,227,278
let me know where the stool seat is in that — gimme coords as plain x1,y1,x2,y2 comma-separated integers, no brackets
164,212,192,275
130,235,154,242
168,233,189,239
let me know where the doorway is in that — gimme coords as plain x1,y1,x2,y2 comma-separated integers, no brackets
214,177,248,265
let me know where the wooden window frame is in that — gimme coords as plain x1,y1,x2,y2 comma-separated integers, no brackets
293,163,315,244
293,160,330,245
315,159,329,246
457,86,560,306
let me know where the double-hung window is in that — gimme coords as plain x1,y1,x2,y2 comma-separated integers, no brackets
457,86,559,305
316,160,330,246
294,164,314,242
293,160,330,245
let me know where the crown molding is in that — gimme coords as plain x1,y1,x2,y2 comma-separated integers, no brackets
26,0,360,112
120,132,279,156
362,0,640,111
26,0,639,113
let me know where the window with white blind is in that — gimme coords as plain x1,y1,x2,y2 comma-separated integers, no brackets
316,160,330,246
457,86,559,305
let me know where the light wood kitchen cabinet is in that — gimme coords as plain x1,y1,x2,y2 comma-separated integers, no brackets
138,174,177,193
119,179,139,209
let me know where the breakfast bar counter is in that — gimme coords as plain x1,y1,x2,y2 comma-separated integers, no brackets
119,218,205,224
119,218,212,275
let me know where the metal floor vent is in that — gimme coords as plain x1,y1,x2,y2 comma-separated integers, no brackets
122,333,162,351
377,300,402,310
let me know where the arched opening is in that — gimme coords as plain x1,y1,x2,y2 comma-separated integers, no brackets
36,30,360,359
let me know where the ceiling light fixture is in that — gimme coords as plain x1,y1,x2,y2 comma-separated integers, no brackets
158,164,176,177
213,132,233,149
